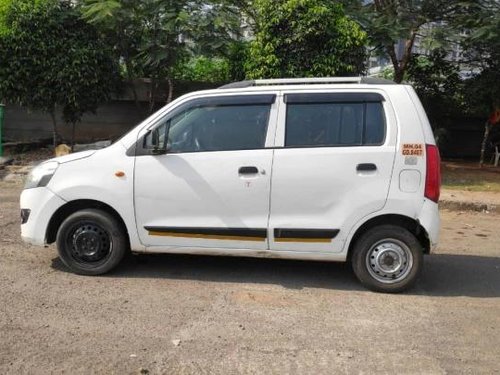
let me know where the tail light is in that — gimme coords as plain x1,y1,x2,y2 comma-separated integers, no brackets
425,144,441,202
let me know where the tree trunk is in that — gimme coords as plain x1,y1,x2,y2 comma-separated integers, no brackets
71,122,76,152
118,22,142,113
393,68,405,84
385,30,418,84
149,78,157,114
125,59,141,111
479,121,491,166
167,78,174,104
49,109,58,149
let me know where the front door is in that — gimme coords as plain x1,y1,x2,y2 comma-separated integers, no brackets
134,94,277,250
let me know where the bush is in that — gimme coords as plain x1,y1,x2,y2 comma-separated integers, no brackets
175,56,231,83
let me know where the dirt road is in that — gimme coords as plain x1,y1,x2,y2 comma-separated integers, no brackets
1,181,499,374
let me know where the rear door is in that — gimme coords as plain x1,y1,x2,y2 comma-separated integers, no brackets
268,91,396,252
134,93,278,250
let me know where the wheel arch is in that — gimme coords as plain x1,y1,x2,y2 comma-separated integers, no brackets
346,214,430,260
46,199,130,245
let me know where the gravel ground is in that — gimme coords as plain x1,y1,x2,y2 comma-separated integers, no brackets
4,148,54,166
1,181,499,374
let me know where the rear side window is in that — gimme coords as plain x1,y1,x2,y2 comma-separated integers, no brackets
285,93,386,147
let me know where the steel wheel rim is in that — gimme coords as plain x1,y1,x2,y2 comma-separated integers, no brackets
365,238,413,284
66,221,113,267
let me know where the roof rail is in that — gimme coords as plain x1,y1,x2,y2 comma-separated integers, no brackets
219,77,394,89
257,77,362,85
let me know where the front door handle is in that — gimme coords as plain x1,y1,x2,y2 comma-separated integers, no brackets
239,166,259,175
357,163,377,172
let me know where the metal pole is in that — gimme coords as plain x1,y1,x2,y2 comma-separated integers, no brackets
0,103,4,157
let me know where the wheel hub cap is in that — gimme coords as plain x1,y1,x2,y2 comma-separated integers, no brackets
74,230,102,257
366,240,413,284
70,224,111,263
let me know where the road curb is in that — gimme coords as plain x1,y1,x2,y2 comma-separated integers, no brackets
440,200,498,213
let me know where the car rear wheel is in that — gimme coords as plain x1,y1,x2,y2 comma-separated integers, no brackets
351,225,423,293
56,209,128,275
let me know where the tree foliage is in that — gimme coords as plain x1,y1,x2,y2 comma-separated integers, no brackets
175,56,231,83
185,1,249,81
245,0,366,79
406,50,463,149
459,0,500,117
408,50,462,118
187,1,244,58
80,1,144,81
0,0,121,146
81,0,191,111
345,0,474,83
457,0,500,163
0,0,11,35
400,0,500,161
81,0,250,109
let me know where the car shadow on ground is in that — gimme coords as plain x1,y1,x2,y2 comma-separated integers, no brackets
51,252,500,298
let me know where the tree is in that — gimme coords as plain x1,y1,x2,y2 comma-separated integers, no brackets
345,0,474,83
187,1,244,58
184,1,250,81
81,0,248,108
136,0,192,111
406,50,463,151
0,0,121,148
407,50,463,124
80,0,145,110
82,0,194,112
245,0,366,79
456,0,500,164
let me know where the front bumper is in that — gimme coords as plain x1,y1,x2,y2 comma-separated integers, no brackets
20,187,67,246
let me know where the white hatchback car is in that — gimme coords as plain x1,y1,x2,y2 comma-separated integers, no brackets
20,77,440,292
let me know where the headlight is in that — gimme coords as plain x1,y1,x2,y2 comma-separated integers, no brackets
24,161,59,189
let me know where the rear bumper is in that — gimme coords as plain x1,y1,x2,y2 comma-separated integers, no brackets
20,187,66,246
418,199,440,250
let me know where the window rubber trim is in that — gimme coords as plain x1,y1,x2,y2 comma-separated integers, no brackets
129,94,277,157
283,100,387,148
284,92,385,104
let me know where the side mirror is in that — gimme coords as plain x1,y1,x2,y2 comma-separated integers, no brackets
143,128,166,155
141,121,171,156
151,129,167,155
151,146,166,155
151,128,160,147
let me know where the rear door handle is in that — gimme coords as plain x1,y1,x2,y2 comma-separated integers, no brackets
238,166,259,175
357,163,377,172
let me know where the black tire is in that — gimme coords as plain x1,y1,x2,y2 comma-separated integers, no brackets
351,224,423,293
56,209,128,275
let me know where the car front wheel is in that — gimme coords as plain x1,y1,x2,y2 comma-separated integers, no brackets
56,209,128,275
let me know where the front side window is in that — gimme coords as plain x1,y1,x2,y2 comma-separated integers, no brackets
143,95,274,154
285,94,386,147
167,104,271,153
